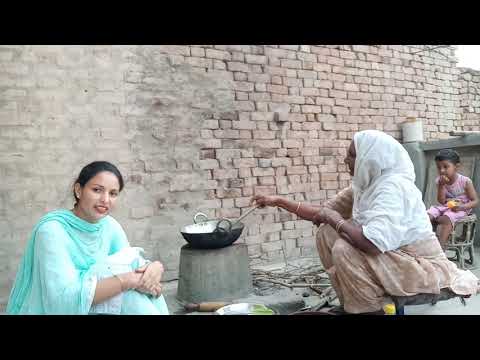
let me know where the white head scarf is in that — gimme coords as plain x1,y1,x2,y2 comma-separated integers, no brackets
351,130,434,252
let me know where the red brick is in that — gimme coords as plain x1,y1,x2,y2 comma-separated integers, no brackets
185,57,212,68
255,140,282,148
247,73,270,83
216,149,242,159
190,47,206,57
213,169,239,179
234,81,254,92
280,59,302,69
214,130,241,139
227,62,249,72
286,166,307,175
216,187,242,198
297,70,317,79
282,139,303,148
233,158,257,168
249,93,272,102
205,49,232,60
232,120,256,130
320,173,338,181
283,95,305,104
235,197,253,208
199,139,222,148
258,176,276,185
234,101,255,111
314,80,333,89
252,167,275,177
234,72,247,81
254,185,276,196
245,54,267,64
253,130,276,139
301,105,322,113
267,84,288,94
321,180,339,189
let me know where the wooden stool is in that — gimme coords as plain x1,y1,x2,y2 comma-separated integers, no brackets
446,214,477,270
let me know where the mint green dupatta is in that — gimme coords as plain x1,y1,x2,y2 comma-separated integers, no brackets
7,209,108,314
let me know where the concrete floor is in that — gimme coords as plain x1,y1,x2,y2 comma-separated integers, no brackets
163,250,480,315
161,258,319,315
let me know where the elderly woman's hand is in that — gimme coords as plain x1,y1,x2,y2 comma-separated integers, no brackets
135,261,164,297
250,195,281,208
313,207,343,226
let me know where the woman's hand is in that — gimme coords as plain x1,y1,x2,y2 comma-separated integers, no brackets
136,282,163,297
313,207,343,226
250,195,281,208
116,271,143,291
135,261,164,297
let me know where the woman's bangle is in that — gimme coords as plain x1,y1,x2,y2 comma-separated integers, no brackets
114,274,126,292
335,219,346,233
295,202,302,213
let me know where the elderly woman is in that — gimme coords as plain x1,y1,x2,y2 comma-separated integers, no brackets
251,130,478,314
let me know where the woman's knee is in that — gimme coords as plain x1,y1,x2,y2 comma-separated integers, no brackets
316,224,335,245
317,223,335,236
331,238,355,264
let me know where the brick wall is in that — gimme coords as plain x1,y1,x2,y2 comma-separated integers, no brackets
457,67,480,131
0,45,474,310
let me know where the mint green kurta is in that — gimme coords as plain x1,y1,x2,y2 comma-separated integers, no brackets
7,209,169,315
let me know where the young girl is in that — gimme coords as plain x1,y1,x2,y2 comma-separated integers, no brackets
427,149,478,250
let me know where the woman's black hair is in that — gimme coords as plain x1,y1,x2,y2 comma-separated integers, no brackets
73,161,124,204
434,149,460,165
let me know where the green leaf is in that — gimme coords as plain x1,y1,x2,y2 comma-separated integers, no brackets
250,304,275,315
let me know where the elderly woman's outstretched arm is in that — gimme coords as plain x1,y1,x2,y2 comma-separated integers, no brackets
250,187,354,224
250,187,381,255
250,195,322,222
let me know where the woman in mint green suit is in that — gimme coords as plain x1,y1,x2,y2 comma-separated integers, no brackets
7,161,169,315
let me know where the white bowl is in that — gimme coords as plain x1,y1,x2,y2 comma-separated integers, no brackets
215,303,276,315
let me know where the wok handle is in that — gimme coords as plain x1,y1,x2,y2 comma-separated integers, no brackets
215,218,232,234
193,212,209,224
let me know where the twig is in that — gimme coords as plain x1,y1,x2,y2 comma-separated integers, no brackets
254,278,330,288
281,246,289,269
290,283,330,288
254,278,293,288
308,286,325,296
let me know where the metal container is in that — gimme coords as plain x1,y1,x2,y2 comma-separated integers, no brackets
180,213,244,249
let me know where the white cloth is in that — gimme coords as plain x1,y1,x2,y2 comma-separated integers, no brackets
352,130,435,252
90,247,149,315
